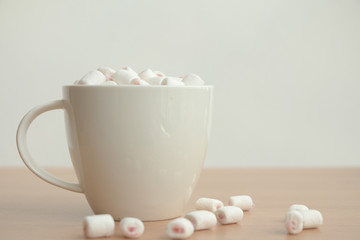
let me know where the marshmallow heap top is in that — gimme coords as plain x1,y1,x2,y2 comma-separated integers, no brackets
74,67,205,86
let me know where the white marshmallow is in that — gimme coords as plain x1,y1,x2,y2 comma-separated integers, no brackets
166,218,194,239
162,77,185,86
229,195,254,211
285,210,304,234
153,70,165,77
184,210,217,230
130,78,150,86
182,73,204,86
138,68,156,80
289,204,309,214
195,198,224,212
303,209,323,229
102,80,117,85
146,76,165,85
78,70,106,85
112,69,138,85
83,214,115,238
97,67,116,81
285,209,323,234
119,217,144,239
215,206,244,225
122,66,137,76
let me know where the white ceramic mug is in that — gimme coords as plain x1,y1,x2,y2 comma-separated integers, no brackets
16,85,213,221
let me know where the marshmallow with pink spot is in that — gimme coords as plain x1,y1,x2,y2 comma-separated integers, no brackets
74,67,206,86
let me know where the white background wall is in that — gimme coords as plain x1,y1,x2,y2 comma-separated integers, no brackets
1,0,359,167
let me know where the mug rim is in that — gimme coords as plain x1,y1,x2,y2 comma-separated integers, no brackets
63,85,213,89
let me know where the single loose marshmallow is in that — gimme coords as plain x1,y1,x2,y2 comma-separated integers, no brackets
97,67,116,81
146,76,165,85
166,218,194,239
130,78,150,86
215,206,244,225
138,68,156,80
112,69,138,85
162,77,185,86
285,210,304,234
119,217,144,239
229,195,254,211
184,210,217,230
83,214,115,238
285,209,323,234
182,73,204,86
289,204,309,214
195,198,224,212
78,70,106,85
303,209,323,229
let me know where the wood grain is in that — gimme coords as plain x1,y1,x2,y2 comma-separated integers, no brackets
0,168,359,239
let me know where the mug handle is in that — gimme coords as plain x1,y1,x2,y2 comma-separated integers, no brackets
16,100,83,193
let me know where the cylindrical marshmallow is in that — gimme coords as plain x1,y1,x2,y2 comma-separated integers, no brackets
97,67,116,80
146,76,165,85
162,77,185,86
195,198,224,212
182,73,204,86
138,68,155,80
119,217,144,239
78,70,106,85
130,78,150,86
289,204,309,214
166,218,194,239
215,206,244,225
112,69,138,85
122,66,137,76
102,80,117,85
153,70,165,77
285,210,304,234
184,210,217,230
303,209,323,229
229,195,254,211
83,214,115,238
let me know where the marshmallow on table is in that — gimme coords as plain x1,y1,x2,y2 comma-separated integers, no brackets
166,218,194,239
195,198,224,212
119,217,144,238
78,70,106,85
83,214,115,238
138,68,156,80
97,67,116,81
285,209,323,235
215,206,244,225
112,69,138,85
229,195,254,211
184,210,217,230
162,77,185,86
182,73,204,86
289,204,309,214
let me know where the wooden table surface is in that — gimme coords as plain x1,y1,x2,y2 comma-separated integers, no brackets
0,168,359,239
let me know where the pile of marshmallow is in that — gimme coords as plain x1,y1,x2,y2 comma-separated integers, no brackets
83,195,254,239
285,204,323,235
74,67,205,86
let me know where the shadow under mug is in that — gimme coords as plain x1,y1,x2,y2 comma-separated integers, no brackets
16,85,213,221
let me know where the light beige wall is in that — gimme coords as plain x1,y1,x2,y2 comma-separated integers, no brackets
1,0,359,167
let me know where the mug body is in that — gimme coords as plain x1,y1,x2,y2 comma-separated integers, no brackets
62,85,213,221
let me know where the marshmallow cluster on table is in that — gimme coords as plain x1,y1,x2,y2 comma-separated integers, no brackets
166,195,254,239
285,204,323,235
74,67,205,86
